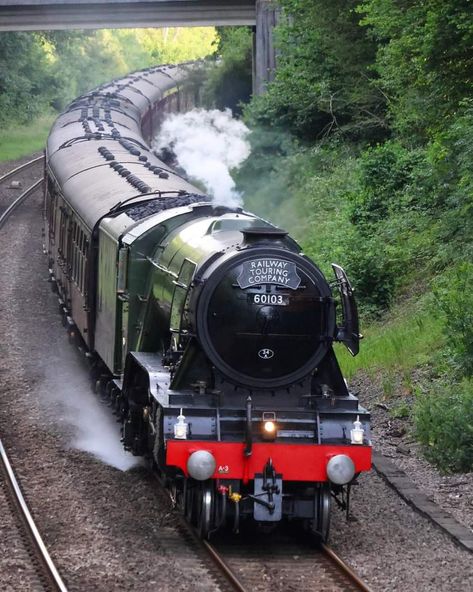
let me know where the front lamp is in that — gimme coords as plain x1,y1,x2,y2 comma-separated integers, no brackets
262,412,277,440
173,409,188,440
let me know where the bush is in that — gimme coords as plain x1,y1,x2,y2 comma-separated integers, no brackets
348,141,431,227
434,263,473,376
243,0,386,142
0,33,53,125
341,140,444,314
359,0,473,140
415,378,473,472
432,100,473,259
344,236,396,313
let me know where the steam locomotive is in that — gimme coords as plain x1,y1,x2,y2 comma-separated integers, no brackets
44,64,371,540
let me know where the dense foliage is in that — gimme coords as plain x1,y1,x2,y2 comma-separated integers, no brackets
247,0,386,142
214,0,473,471
203,27,253,115
0,28,216,126
0,33,53,124
415,379,473,473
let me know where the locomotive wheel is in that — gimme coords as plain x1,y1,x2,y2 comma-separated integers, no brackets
94,376,108,396
111,388,121,414
105,381,114,399
67,329,76,346
123,407,146,455
184,480,196,523
169,479,185,513
184,480,215,538
196,482,214,539
94,378,102,395
315,484,331,542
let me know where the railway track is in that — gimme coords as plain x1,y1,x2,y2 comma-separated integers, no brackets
0,439,68,592
202,532,372,592
161,477,372,592
0,155,67,591
0,155,44,228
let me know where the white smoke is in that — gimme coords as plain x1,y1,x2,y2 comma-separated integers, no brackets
41,342,140,472
154,108,250,207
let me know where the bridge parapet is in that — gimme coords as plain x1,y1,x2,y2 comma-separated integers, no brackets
0,0,277,95
0,1,256,29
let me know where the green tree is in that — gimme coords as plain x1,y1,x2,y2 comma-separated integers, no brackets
246,0,386,141
0,27,218,123
358,0,473,140
0,32,53,125
203,27,253,114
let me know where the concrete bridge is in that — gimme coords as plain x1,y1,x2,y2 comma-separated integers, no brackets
0,0,278,92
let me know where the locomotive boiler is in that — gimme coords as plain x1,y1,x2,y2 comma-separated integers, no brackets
44,63,371,540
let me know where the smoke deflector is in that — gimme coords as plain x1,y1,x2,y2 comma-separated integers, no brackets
332,263,361,356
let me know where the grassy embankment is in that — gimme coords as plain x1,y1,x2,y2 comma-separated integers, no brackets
337,294,443,388
0,114,54,161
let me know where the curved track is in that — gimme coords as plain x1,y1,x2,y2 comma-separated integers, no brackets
0,439,68,592
0,155,43,185
0,156,67,592
0,155,44,228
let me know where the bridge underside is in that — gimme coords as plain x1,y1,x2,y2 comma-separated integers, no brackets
0,1,255,30
0,0,276,94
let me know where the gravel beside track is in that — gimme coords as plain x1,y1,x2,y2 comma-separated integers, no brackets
330,471,473,591
0,154,472,590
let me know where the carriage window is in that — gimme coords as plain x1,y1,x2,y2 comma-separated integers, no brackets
72,222,77,283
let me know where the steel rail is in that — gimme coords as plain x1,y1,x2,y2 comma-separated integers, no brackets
155,472,248,592
0,439,69,592
0,178,43,230
0,155,44,186
203,538,373,592
202,539,250,592
321,542,374,592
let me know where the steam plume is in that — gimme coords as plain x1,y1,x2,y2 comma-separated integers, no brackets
41,343,140,471
154,108,250,207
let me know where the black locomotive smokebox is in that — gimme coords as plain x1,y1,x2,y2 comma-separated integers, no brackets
195,246,336,389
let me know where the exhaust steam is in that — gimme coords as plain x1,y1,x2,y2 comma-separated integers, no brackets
154,108,250,208
41,344,140,472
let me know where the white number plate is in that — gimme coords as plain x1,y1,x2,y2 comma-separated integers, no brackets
249,293,290,306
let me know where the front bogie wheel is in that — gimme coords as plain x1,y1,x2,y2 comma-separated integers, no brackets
184,480,216,539
315,483,331,542
197,482,214,539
